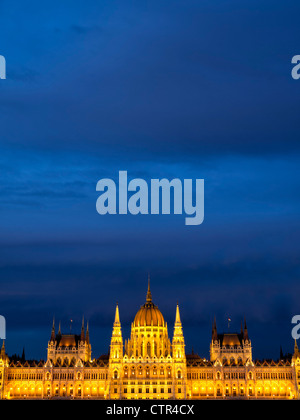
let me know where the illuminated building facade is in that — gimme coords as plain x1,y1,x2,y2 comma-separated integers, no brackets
0,282,299,399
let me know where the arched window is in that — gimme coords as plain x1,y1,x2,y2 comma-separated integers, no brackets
177,370,181,379
114,370,118,379
147,342,151,356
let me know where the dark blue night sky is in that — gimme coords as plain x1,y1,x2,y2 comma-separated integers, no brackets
0,0,300,361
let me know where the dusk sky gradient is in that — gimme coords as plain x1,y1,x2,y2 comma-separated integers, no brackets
0,0,300,360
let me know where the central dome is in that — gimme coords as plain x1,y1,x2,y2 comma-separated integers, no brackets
133,280,165,327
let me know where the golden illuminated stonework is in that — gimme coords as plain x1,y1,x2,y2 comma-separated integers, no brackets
0,281,299,399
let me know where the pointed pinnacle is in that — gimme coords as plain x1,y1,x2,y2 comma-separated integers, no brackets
146,274,152,302
114,303,120,324
175,304,181,324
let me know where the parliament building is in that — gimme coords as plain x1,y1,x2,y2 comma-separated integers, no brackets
0,281,300,399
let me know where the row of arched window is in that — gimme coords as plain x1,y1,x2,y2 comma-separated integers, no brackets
113,366,182,379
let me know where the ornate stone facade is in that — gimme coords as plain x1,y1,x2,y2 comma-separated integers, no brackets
0,282,299,399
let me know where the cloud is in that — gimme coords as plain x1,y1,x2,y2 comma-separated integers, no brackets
0,0,299,157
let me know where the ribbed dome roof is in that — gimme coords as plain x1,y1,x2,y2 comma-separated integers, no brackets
133,280,165,327
134,303,165,327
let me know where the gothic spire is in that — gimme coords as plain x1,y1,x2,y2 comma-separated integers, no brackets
81,316,85,341
110,303,123,360
50,316,55,342
244,317,249,341
21,347,25,363
212,316,218,341
1,339,5,355
86,321,90,345
295,339,299,354
146,274,152,302
173,303,183,337
114,303,121,326
172,303,185,359
175,303,181,325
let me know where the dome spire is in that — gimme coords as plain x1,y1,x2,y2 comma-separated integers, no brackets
146,274,152,302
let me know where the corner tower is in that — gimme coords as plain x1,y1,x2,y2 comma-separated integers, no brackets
210,317,252,364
